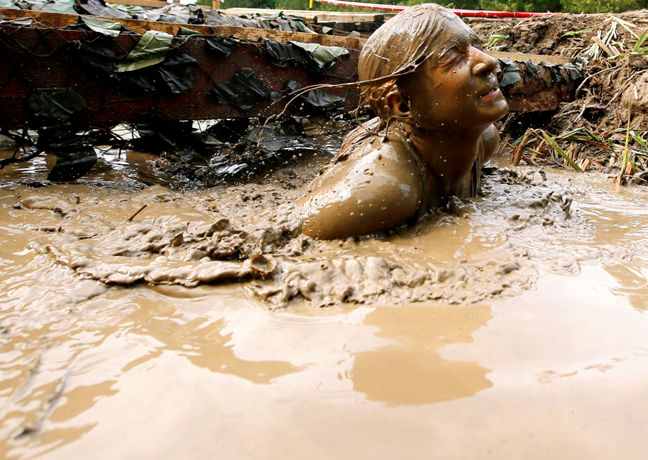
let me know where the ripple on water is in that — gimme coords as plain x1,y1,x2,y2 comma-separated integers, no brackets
1,159,648,459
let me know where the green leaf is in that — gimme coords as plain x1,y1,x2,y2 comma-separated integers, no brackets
562,28,590,38
177,26,201,36
486,34,507,50
81,16,122,38
538,130,583,172
633,29,648,53
116,30,173,73
630,131,648,154
290,41,348,67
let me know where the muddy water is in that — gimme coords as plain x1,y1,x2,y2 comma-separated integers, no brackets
1,151,648,459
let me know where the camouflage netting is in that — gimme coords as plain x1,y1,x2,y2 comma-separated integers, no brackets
0,3,646,185
0,0,322,33
0,1,358,184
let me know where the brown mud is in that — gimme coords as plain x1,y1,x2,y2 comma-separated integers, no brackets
2,143,648,458
0,148,578,308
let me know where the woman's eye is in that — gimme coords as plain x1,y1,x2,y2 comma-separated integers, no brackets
445,49,466,65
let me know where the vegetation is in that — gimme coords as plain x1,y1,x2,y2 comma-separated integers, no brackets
211,0,648,13
508,17,648,184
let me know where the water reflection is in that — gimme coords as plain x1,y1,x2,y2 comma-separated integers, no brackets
124,299,302,384
605,262,648,311
352,305,492,406
0,149,163,187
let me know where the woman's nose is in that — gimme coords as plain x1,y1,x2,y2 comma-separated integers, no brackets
470,47,499,77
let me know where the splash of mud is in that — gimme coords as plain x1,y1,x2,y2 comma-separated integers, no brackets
5,159,620,308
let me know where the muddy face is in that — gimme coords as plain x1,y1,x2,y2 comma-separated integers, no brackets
400,22,509,132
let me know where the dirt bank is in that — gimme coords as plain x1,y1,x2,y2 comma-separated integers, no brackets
469,11,647,180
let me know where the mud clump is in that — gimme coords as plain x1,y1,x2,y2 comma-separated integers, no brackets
254,250,533,308
5,164,611,308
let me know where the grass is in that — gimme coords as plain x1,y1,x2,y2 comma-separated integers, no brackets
508,13,647,185
562,28,591,38
633,29,648,54
512,123,648,184
486,34,507,51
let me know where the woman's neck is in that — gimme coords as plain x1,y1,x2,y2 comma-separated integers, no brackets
399,124,483,195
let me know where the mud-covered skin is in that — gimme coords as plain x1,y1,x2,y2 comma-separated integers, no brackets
298,5,508,240
298,129,425,240
298,123,501,239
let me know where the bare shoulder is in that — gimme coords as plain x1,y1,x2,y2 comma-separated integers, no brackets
299,139,424,240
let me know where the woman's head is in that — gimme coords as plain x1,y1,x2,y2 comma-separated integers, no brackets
359,3,508,129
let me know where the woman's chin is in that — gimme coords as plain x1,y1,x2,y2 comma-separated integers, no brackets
480,99,509,123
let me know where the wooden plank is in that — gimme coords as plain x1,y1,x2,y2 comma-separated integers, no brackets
0,7,366,49
107,0,169,8
0,9,583,131
491,51,571,66
224,7,389,23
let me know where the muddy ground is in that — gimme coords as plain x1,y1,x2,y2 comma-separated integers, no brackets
2,144,648,458
0,9,648,460
470,11,647,179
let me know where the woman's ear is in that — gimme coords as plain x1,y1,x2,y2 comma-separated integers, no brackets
385,89,411,118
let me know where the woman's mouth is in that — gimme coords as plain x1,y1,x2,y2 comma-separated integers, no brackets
480,87,502,101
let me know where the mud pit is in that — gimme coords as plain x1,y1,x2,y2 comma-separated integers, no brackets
2,142,648,458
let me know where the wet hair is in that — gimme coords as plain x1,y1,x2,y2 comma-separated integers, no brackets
359,3,473,120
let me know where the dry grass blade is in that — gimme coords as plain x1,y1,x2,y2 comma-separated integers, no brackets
617,111,635,186
512,129,530,166
537,130,583,172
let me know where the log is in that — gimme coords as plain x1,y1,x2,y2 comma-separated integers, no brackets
107,0,168,8
224,8,391,23
0,19,359,129
0,7,366,49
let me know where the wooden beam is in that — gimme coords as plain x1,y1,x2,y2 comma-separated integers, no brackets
0,7,365,49
107,0,168,8
0,23,360,128
491,51,572,66
224,7,390,23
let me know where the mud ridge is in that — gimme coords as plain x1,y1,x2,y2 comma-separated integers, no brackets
8,166,617,308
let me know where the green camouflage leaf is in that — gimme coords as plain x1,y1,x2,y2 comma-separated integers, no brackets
177,26,200,36
47,0,76,15
0,0,19,10
290,41,348,67
81,16,122,38
116,30,173,73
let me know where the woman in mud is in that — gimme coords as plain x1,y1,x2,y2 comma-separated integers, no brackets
298,3,509,240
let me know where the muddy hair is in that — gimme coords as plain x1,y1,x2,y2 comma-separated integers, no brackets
359,3,472,122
